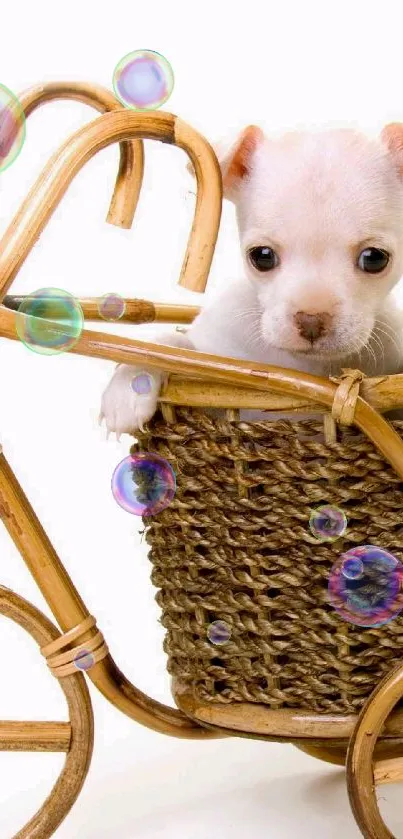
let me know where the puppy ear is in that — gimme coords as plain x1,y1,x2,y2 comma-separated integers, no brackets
381,123,403,177
187,125,264,200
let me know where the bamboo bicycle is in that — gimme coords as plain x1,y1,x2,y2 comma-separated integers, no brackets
1,81,403,838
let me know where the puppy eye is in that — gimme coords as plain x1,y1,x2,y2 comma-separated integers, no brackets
248,246,279,272
358,247,390,274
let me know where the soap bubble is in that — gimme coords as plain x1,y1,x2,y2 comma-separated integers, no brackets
341,556,364,580
328,545,403,627
113,49,174,110
207,621,232,645
98,293,126,321
15,288,84,354
111,452,176,516
73,650,95,671
0,84,26,172
309,504,347,542
131,373,153,395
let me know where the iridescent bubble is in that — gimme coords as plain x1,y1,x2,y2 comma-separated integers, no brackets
207,621,231,645
98,293,126,321
309,504,347,542
113,49,174,110
15,288,84,355
328,545,403,627
341,556,364,580
0,84,26,172
73,649,95,671
131,373,153,395
111,453,176,516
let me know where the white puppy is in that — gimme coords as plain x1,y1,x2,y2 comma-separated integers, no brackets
100,122,403,435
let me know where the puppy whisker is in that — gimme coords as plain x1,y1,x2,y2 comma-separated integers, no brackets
368,332,385,370
356,332,377,373
373,320,402,359
243,322,265,351
231,307,263,324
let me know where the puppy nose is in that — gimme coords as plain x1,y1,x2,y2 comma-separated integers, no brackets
294,311,331,342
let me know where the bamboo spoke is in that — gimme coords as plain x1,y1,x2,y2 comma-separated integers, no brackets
0,721,71,752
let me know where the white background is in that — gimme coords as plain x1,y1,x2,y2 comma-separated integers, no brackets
1,1,403,836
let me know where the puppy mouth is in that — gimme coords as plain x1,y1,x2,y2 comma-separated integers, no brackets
274,339,360,361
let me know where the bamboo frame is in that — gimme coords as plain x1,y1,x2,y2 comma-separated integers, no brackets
171,680,403,741
1,96,403,837
0,448,219,740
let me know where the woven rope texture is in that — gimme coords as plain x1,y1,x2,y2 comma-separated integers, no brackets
132,408,403,714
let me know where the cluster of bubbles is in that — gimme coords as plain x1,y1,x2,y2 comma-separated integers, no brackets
111,452,176,516
15,289,175,518
309,503,403,628
0,83,26,172
15,289,129,355
328,546,403,628
113,49,174,111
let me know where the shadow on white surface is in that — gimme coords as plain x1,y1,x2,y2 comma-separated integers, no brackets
56,737,359,839
3,732,383,839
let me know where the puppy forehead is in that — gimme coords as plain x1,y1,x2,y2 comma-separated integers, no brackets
239,129,401,239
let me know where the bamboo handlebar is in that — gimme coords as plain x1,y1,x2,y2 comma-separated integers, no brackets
18,81,144,229
2,292,403,414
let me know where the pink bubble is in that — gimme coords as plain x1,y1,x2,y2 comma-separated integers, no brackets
0,84,25,171
0,105,20,159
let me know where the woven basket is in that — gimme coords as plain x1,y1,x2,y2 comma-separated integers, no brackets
134,407,403,716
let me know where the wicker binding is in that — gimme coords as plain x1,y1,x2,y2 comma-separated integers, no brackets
133,407,403,715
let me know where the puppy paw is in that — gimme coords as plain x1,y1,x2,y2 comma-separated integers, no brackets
99,365,163,438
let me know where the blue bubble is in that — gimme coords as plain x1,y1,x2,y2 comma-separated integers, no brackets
328,546,403,627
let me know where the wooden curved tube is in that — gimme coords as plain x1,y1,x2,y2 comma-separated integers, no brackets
0,586,93,839
346,662,403,839
0,450,220,740
173,680,403,741
174,117,223,291
89,655,222,739
0,110,222,299
18,80,144,229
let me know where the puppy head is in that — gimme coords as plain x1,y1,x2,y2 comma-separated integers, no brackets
213,123,403,359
